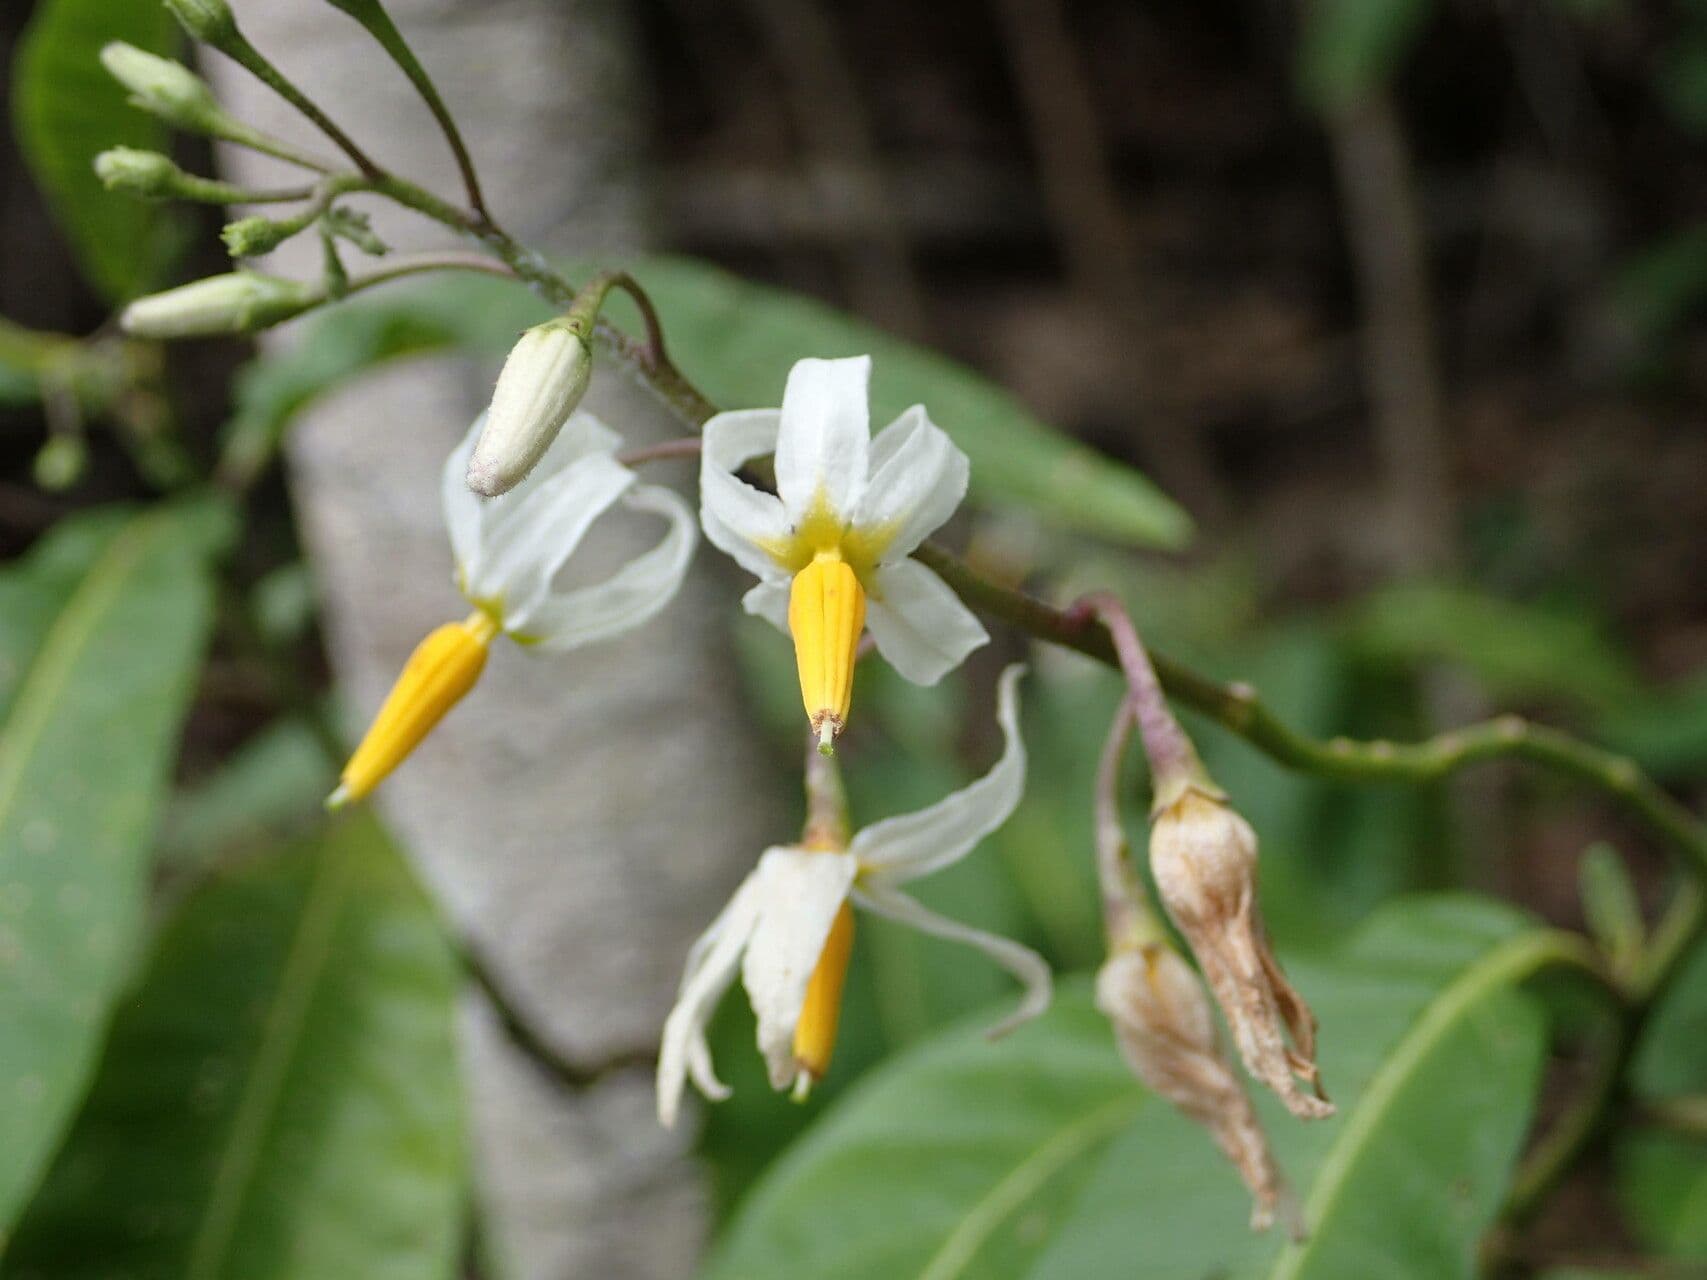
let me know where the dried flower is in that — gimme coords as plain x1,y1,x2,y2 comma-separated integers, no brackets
1149,783,1332,1120
1096,944,1295,1232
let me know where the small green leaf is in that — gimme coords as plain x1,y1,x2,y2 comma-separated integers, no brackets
2,816,466,1279
624,257,1193,548
1296,0,1432,114
708,896,1558,1280
11,0,181,300
0,499,226,1236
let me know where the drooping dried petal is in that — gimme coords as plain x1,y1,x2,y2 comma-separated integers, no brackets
1148,786,1332,1120
1096,947,1295,1232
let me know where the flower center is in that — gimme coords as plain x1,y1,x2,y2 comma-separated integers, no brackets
328,610,498,808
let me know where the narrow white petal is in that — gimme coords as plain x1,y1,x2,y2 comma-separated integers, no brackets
864,559,989,685
475,452,634,626
657,869,767,1128
773,356,870,522
741,580,791,633
523,482,698,650
442,415,491,584
700,409,791,582
852,664,1027,884
742,848,858,1090
853,884,1052,1037
852,405,968,560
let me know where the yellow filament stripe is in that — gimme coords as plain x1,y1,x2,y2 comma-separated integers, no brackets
333,612,495,805
793,901,855,1082
787,556,865,739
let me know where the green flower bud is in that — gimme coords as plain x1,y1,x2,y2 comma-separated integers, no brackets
120,272,320,339
99,42,221,129
94,147,183,200
466,321,594,495
33,435,88,492
162,0,239,46
221,216,294,258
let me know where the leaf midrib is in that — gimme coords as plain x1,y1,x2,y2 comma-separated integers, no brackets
184,846,355,1280
917,1092,1142,1280
1267,929,1587,1280
0,511,164,836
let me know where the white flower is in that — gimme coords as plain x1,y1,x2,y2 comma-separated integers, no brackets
657,665,1047,1126
699,355,988,747
329,411,697,807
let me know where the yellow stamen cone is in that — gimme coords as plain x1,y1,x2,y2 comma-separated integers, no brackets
328,612,498,808
787,555,865,750
792,901,855,1092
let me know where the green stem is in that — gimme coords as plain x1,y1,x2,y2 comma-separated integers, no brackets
212,27,381,178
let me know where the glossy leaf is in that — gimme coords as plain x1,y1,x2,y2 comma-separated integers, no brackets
708,896,1556,1280
11,0,179,299
623,256,1193,548
0,500,226,1237
2,816,466,1279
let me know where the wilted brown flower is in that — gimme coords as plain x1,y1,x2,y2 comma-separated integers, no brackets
1096,944,1295,1232
1148,783,1333,1121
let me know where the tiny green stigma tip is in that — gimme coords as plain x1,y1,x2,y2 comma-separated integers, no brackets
817,720,836,755
325,783,352,811
791,1073,815,1104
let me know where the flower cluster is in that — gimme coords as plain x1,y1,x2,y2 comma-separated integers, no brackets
326,319,1323,1229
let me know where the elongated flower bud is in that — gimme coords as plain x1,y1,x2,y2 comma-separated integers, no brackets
100,42,222,130
328,613,498,808
94,147,183,200
788,555,866,751
466,321,593,496
120,272,319,339
1096,945,1294,1234
792,900,855,1094
1149,786,1331,1120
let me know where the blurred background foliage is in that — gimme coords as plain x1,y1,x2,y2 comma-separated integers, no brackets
0,0,1705,1276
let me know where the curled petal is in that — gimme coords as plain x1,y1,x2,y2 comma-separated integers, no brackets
853,884,1051,1037
519,482,697,650
864,559,989,685
852,664,1027,885
657,868,768,1127
742,849,858,1090
774,356,870,522
474,452,635,626
700,409,791,582
853,405,969,561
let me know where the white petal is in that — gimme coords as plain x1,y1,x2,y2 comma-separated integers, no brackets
522,482,698,650
475,453,634,625
741,580,791,633
853,884,1052,1037
742,848,858,1090
774,356,870,522
864,559,988,685
700,409,791,582
852,405,968,560
852,664,1027,885
442,415,490,584
657,868,767,1128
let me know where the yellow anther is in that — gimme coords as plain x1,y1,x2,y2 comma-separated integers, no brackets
328,611,498,808
792,901,855,1090
787,554,865,749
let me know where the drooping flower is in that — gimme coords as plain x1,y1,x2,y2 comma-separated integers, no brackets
657,665,1047,1125
698,356,988,749
328,412,696,807
1148,781,1332,1121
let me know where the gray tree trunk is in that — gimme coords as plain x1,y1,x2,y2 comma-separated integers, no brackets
209,4,780,1275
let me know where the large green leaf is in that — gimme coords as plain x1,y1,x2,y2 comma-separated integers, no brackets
11,0,180,300
0,500,225,1237
2,816,466,1279
707,896,1561,1280
621,257,1192,548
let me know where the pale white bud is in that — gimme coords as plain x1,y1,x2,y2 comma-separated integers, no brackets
1096,946,1295,1234
1149,786,1332,1121
466,322,593,496
120,272,318,339
100,43,222,131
